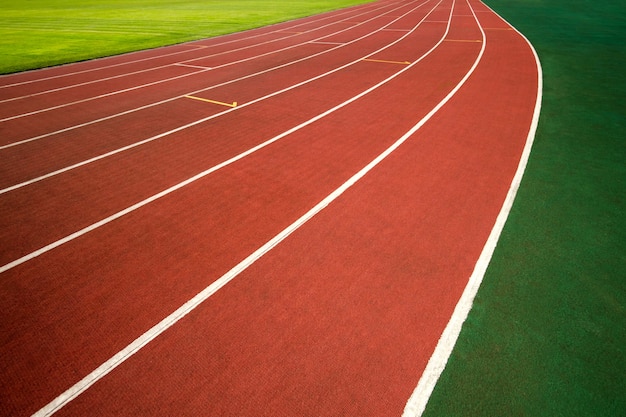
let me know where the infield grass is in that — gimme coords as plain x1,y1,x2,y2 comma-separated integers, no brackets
423,0,626,415
0,0,370,74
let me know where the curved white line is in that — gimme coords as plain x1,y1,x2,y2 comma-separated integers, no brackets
401,0,543,415
0,0,435,194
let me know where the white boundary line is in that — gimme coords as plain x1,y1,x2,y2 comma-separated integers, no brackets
401,0,543,415
0,3,402,119
0,0,388,89
0,0,437,194
175,63,212,70
30,2,477,414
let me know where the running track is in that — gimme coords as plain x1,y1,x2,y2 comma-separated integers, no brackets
0,0,541,415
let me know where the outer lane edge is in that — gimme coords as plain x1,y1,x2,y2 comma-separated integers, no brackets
400,0,544,415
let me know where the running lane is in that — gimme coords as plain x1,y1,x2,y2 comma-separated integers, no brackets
0,0,540,415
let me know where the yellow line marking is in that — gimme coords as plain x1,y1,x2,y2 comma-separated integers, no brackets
444,39,482,42
184,95,237,108
362,58,411,65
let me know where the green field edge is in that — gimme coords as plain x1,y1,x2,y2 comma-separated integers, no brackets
422,0,625,415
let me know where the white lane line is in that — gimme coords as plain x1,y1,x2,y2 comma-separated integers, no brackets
174,63,213,70
30,4,487,415
0,0,437,193
308,41,346,45
401,0,543,415
1,0,449,273
0,1,387,90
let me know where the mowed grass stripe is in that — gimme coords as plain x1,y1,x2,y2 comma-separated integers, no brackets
0,0,372,74
423,0,625,415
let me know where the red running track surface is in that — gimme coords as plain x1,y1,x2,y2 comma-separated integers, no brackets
0,0,540,415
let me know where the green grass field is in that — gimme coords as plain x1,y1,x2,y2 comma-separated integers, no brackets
0,0,369,74
423,0,626,415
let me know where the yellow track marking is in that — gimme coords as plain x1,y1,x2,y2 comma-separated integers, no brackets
362,58,411,65
184,95,237,108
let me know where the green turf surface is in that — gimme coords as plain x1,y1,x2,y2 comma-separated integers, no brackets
0,0,369,74
423,0,626,415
